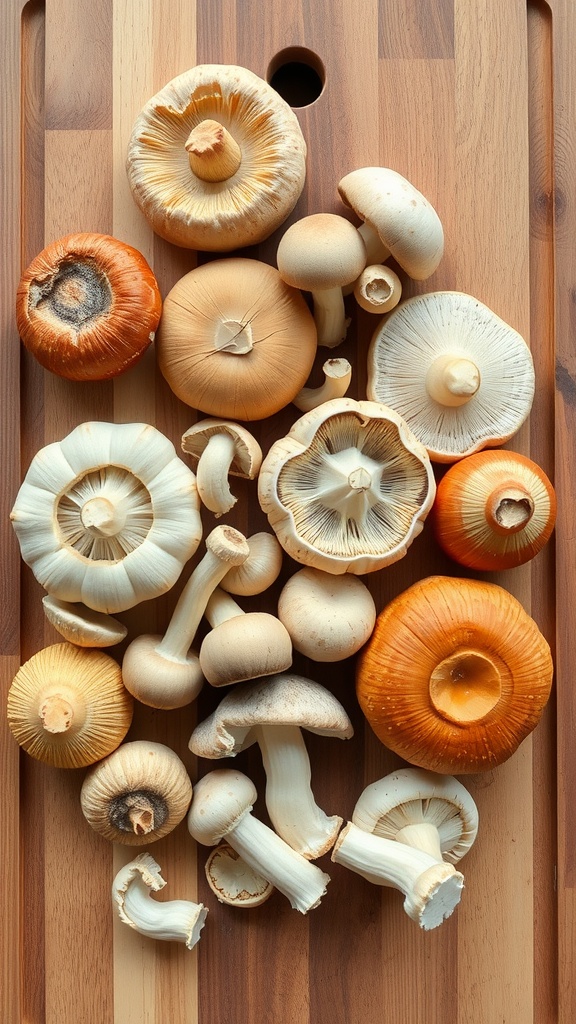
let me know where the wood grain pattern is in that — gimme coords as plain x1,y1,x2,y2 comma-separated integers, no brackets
1,0,574,1021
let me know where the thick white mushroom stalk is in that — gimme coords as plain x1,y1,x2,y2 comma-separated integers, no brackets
112,853,207,949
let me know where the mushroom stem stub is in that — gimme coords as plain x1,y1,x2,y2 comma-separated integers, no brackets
80,496,124,537
185,119,242,182
109,790,169,837
487,486,534,533
293,358,352,413
39,694,74,734
425,355,481,407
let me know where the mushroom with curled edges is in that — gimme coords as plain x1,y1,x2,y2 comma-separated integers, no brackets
181,419,263,518
189,673,353,859
112,853,207,948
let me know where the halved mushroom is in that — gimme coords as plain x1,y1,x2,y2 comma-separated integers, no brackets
257,397,436,575
181,419,262,518
126,64,306,251
367,291,535,462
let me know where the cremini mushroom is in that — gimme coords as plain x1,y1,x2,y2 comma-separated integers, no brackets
126,64,307,251
122,525,250,709
7,642,133,768
42,595,128,648
293,358,352,413
356,575,554,774
80,740,192,844
190,673,353,859
367,291,536,462
204,843,274,908
181,419,262,518
16,232,161,381
219,532,284,597
353,264,402,314
112,853,207,948
337,166,444,277
257,397,436,575
276,213,366,347
10,420,202,614
198,587,293,687
277,567,376,662
187,769,331,913
431,449,557,570
156,258,317,421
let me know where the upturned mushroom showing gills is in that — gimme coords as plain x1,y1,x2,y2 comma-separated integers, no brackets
156,259,317,421
7,643,133,768
16,233,161,381
431,449,557,570
257,397,436,575
190,673,353,859
10,420,202,614
112,853,207,949
80,740,192,845
126,64,306,251
367,291,535,462
356,575,554,774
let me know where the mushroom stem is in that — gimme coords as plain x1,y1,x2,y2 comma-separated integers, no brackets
486,485,534,534
109,791,168,836
39,694,75,734
332,822,464,930
113,853,207,949
185,119,242,182
293,358,352,412
195,432,238,517
394,822,444,862
312,287,349,348
253,724,343,859
203,587,244,628
425,354,481,407
80,496,125,537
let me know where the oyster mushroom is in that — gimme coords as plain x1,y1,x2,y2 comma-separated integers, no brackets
366,291,535,462
126,64,306,251
112,853,207,948
181,419,263,518
42,595,128,648
10,421,202,614
257,397,436,575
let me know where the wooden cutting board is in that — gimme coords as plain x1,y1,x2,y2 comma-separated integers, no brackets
2,0,575,1021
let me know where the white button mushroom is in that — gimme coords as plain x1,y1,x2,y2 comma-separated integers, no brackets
277,567,376,662
198,587,293,688
112,853,207,949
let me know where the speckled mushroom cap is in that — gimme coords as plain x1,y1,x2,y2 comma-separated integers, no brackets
367,291,535,462
126,64,307,251
189,673,354,759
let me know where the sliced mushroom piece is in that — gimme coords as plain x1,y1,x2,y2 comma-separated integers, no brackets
257,396,436,575
293,358,352,413
276,213,366,348
42,595,128,648
277,567,376,662
204,843,274,908
126,64,307,251
338,166,444,278
112,853,207,948
367,291,535,462
198,587,293,687
189,673,353,859
181,419,262,518
219,532,284,597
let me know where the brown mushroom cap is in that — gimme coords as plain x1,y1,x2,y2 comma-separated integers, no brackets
356,575,554,774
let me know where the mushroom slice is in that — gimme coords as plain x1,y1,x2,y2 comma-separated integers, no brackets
337,166,444,278
126,64,306,251
257,397,436,575
113,853,207,948
352,767,479,864
181,419,263,518
356,575,554,774
7,643,133,768
42,595,127,648
156,259,317,421
10,421,202,614
204,843,274,908
80,740,193,845
353,264,402,314
367,291,535,462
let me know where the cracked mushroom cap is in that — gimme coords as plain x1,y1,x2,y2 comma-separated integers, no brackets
189,673,354,759
257,397,436,575
367,291,535,463
126,64,307,251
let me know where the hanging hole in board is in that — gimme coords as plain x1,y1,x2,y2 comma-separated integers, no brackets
266,47,326,108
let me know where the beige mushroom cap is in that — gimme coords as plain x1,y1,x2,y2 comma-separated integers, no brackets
277,213,367,292
42,595,128,648
126,64,307,251
182,419,262,478
278,567,376,662
338,166,444,279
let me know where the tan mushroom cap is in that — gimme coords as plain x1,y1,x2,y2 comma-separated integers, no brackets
338,167,444,279
276,213,367,291
126,64,307,251
181,419,262,479
277,567,376,662
42,595,128,648
190,673,354,759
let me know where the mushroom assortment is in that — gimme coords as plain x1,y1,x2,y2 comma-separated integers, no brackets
8,56,557,958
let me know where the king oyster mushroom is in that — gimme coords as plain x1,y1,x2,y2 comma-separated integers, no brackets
112,853,207,948
126,64,307,251
257,397,436,575
10,421,202,614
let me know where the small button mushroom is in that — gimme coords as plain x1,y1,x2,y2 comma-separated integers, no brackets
367,291,536,462
337,166,444,278
181,419,263,518
276,213,366,348
112,852,207,949
198,587,293,688
277,567,376,662
204,843,274,908
220,532,284,598
353,264,402,314
7,642,133,768
42,595,128,648
81,740,192,844
293,358,352,413
122,525,250,709
187,769,331,914
190,673,353,860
